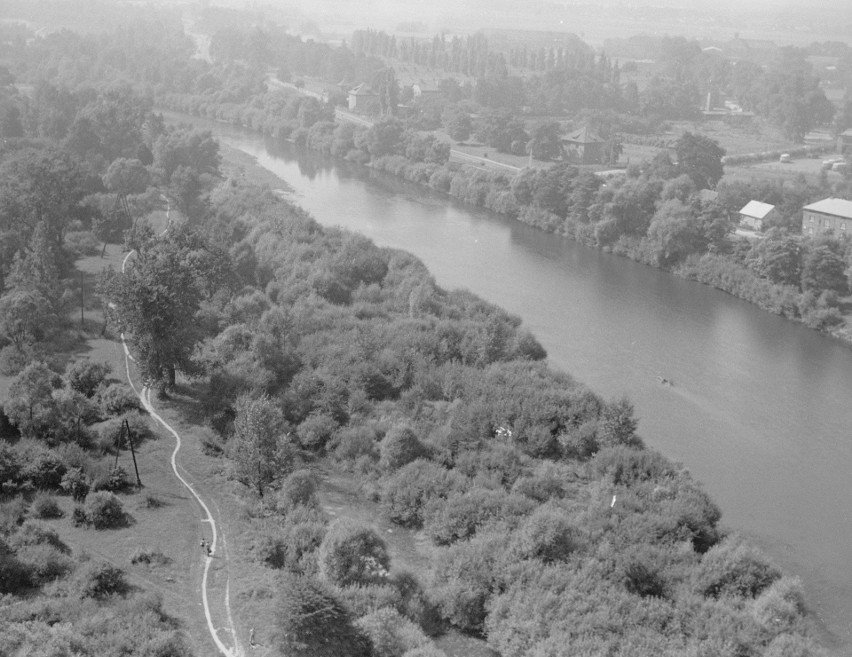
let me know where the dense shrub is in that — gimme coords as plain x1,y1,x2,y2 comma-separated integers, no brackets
379,424,428,471
277,469,317,513
61,467,90,502
0,539,30,594
424,487,534,545
511,506,580,563
67,359,112,398
77,561,129,598
84,491,126,529
31,492,63,519
318,518,390,587
15,543,73,585
91,466,132,493
10,521,69,554
355,607,431,657
97,384,141,416
382,459,468,527
695,539,781,599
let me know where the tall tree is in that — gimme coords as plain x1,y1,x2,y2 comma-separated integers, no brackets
100,226,226,389
230,394,292,497
674,132,725,189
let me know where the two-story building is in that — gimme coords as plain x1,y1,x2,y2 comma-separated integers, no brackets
801,198,852,236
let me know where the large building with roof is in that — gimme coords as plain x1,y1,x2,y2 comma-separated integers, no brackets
801,198,852,236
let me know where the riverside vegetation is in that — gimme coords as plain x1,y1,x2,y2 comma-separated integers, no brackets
0,6,838,657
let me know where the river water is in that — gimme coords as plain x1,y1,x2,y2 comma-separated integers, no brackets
189,119,852,649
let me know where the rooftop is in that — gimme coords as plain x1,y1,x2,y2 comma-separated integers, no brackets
803,197,852,220
739,200,776,219
562,126,604,144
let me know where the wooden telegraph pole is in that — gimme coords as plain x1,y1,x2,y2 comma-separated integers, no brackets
114,419,143,487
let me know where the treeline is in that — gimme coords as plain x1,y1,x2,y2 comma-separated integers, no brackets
152,72,852,335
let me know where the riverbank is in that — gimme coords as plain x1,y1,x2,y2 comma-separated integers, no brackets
160,98,852,350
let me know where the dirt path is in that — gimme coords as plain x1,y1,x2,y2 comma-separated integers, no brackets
114,198,244,657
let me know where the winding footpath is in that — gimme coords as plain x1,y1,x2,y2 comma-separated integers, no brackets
115,199,244,657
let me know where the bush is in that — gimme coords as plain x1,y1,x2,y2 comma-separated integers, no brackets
14,543,73,585
130,548,169,566
297,412,339,451
354,607,431,657
277,469,317,513
338,583,401,617
143,494,165,508
695,539,781,599
318,518,390,587
382,459,467,527
64,230,100,256
379,424,427,471
511,506,580,563
91,467,132,493
9,520,70,553
77,561,129,598
31,493,63,519
66,359,111,398
72,505,89,527
84,491,126,529
97,384,141,416
0,539,30,594
61,467,90,502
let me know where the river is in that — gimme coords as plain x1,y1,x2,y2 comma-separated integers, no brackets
181,117,852,650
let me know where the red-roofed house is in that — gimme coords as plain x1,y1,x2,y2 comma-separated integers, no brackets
738,200,778,231
802,198,852,236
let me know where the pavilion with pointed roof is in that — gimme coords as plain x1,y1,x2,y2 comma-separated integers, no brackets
561,126,605,165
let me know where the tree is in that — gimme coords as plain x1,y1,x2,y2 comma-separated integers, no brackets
747,229,802,287
362,117,405,158
318,518,390,587
0,289,52,350
273,572,371,657
373,67,399,117
475,109,528,154
674,132,725,189
527,121,563,161
597,397,640,448
801,238,848,295
230,394,292,497
444,107,472,142
6,361,59,435
66,359,111,398
647,199,707,266
100,227,219,388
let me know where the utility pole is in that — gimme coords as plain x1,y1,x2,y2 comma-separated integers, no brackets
125,418,142,487
80,270,85,326
114,419,143,487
